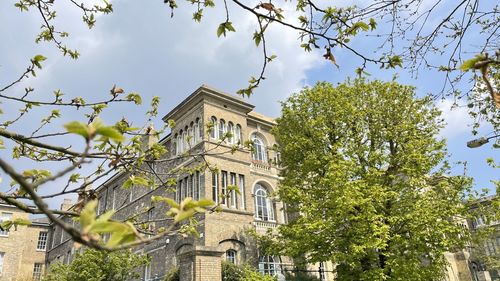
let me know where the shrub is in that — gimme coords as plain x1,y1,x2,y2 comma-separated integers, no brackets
222,261,276,281
284,271,321,281
164,267,180,281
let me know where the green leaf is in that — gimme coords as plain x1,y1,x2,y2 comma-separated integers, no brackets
80,200,97,229
225,22,236,32
217,23,226,37
460,54,487,71
31,55,47,69
253,31,262,47
197,199,214,207
96,126,125,142
125,93,142,105
174,209,195,222
64,121,90,140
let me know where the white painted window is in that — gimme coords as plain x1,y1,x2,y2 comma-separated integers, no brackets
144,261,151,281
176,179,182,203
221,171,228,205
212,172,219,203
37,231,48,251
188,124,194,146
239,175,246,210
251,134,267,163
0,212,13,236
219,119,226,140
0,252,4,274
33,263,43,281
194,118,201,143
226,250,236,264
235,124,242,145
187,176,193,198
254,184,274,221
210,116,218,139
230,173,237,208
176,134,182,155
227,122,234,144
258,255,281,276
182,129,188,152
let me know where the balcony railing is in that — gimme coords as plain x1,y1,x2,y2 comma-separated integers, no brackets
251,161,271,171
253,220,277,232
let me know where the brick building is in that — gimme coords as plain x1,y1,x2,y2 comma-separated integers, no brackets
46,85,335,280
0,202,49,281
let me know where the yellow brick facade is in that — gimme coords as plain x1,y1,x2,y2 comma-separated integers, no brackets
0,204,49,281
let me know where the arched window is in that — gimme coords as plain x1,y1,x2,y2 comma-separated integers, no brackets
235,124,242,145
251,133,267,163
210,116,218,139
177,131,183,153
188,123,194,146
227,122,234,144
194,118,201,143
254,184,274,221
258,255,281,276
182,128,188,151
173,134,179,155
226,250,236,264
219,119,226,140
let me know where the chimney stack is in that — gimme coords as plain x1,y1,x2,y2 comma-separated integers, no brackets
60,198,73,211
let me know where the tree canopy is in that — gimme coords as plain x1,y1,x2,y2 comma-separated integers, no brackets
271,79,473,281
43,249,149,281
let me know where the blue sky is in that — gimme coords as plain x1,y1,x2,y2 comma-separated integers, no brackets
0,0,498,209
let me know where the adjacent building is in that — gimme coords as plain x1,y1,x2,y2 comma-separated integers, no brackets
0,202,49,281
468,195,500,281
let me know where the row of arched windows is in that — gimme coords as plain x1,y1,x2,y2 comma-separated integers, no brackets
174,118,203,155
174,117,278,166
209,116,242,145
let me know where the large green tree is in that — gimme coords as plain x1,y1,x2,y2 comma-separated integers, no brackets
43,249,149,281
271,79,473,281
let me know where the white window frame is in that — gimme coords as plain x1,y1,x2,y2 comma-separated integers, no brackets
239,175,246,210
251,134,267,163
33,263,43,280
219,119,226,141
235,124,242,145
221,171,228,205
210,117,218,139
212,172,219,203
37,231,48,251
226,249,237,264
254,184,274,221
144,261,152,281
230,173,237,208
195,118,202,143
258,255,282,276
0,252,4,274
227,122,234,144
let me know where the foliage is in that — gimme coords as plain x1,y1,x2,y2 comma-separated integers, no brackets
163,267,180,281
43,249,149,281
271,79,473,281
222,261,276,281
283,271,320,281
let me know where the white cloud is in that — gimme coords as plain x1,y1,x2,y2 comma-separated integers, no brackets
436,98,472,139
0,0,323,208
